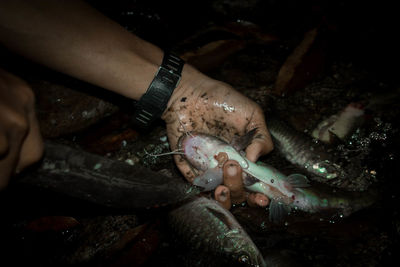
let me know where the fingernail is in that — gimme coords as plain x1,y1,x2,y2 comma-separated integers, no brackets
218,189,228,202
256,195,269,207
226,164,238,177
215,186,231,210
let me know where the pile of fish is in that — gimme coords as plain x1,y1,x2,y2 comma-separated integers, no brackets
167,113,379,266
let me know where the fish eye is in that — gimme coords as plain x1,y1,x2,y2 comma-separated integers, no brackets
238,254,250,264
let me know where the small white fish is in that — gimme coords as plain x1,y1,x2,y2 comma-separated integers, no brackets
178,130,310,222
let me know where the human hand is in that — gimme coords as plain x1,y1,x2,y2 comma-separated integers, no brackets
0,68,44,190
214,160,270,209
162,65,273,208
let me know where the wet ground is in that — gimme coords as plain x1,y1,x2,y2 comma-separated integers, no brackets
1,0,399,266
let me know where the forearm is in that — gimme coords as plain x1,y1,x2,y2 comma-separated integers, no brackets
0,0,163,100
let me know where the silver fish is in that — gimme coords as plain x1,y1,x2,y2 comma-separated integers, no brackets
168,196,266,267
267,117,345,180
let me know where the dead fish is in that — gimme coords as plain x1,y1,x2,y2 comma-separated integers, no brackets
168,196,266,267
18,141,201,210
267,117,345,180
312,102,365,144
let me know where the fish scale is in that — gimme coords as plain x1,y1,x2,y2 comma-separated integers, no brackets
267,117,343,180
168,197,266,267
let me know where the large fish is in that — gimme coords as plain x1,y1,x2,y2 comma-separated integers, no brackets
266,117,372,191
18,141,201,210
168,196,266,267
267,117,345,180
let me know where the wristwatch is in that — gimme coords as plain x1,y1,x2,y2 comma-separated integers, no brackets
133,52,184,128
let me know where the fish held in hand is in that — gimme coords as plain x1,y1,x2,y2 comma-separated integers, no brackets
178,130,375,223
168,196,266,267
178,130,312,222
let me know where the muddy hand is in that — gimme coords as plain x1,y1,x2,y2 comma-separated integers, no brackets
214,160,270,209
162,65,273,208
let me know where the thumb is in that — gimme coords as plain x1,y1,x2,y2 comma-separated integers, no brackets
245,138,273,162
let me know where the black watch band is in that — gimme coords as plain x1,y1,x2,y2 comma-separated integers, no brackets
133,52,184,128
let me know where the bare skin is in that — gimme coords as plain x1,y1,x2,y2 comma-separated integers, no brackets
0,0,273,208
0,68,43,190
163,66,273,206
163,65,273,178
218,160,270,208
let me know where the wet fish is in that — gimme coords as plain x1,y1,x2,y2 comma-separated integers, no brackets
168,196,266,267
179,131,312,222
178,130,374,222
18,141,201,210
247,176,377,220
267,117,345,180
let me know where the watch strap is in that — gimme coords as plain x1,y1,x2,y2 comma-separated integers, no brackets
133,52,184,128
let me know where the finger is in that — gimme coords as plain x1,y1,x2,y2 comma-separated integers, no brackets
16,109,44,173
245,110,273,162
247,192,270,207
214,185,231,210
223,160,246,204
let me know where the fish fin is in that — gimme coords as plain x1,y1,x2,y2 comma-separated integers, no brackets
269,200,291,223
231,128,258,151
286,174,311,188
192,167,223,191
206,206,234,230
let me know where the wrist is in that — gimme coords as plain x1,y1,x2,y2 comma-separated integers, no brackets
132,52,185,128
